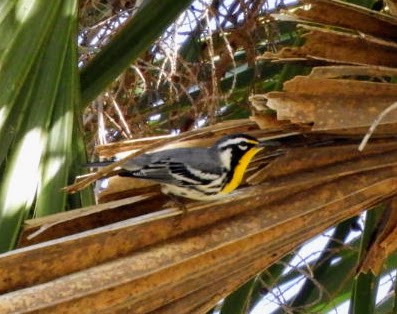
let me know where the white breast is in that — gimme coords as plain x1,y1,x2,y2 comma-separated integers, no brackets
161,183,227,201
218,148,233,170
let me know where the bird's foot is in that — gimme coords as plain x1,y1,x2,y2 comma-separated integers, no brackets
166,194,188,216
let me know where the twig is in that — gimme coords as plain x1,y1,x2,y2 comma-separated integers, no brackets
97,97,107,145
205,9,219,123
104,111,128,139
108,94,132,138
358,101,397,151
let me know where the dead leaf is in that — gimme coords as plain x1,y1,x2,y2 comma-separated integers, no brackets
251,73,397,131
359,197,397,275
386,0,397,16
261,25,397,67
308,65,397,79
1,168,397,312
248,143,397,184
294,0,397,42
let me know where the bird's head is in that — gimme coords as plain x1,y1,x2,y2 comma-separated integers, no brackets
213,134,264,171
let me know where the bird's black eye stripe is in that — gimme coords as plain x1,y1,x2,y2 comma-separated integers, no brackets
220,143,255,151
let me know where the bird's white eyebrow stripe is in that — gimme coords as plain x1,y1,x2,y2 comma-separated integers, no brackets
217,137,257,149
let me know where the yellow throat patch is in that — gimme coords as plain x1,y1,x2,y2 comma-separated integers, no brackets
220,146,263,194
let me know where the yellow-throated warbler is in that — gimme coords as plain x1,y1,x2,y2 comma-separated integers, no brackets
93,134,267,200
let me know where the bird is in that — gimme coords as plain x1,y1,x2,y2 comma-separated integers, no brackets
90,133,268,201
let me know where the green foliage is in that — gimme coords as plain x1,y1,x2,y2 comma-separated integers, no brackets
80,0,193,105
0,0,194,252
220,278,258,314
349,207,384,314
345,0,376,9
0,0,82,252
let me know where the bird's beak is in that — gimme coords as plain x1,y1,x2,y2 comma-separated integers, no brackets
258,140,280,148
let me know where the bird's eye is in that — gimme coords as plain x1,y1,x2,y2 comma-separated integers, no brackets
238,144,248,150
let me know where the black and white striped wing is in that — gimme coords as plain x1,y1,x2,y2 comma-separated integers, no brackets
119,148,223,187
119,158,180,185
